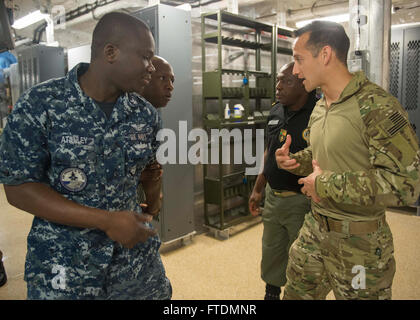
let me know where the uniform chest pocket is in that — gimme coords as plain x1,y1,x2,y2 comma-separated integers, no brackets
120,123,157,185
52,144,97,166
123,131,155,175
51,146,98,193
124,145,151,179
267,118,283,138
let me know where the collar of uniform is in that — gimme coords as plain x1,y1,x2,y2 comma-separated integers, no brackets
65,62,91,106
332,71,368,105
318,71,368,108
65,63,152,125
66,63,147,109
125,92,149,110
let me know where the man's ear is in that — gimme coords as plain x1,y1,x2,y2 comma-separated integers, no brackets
321,45,333,66
103,43,119,64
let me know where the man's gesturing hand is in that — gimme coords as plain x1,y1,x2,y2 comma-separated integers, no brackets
249,190,263,217
298,160,322,203
275,135,300,170
102,210,157,248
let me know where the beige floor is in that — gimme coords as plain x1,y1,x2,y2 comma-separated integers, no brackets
0,184,419,300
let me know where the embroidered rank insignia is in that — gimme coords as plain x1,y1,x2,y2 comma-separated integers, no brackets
279,129,287,143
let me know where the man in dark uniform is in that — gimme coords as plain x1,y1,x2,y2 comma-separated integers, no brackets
249,62,318,300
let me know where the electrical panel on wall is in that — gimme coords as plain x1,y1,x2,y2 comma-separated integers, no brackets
16,45,65,97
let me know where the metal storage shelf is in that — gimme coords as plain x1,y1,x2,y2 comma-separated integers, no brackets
206,206,252,230
218,68,270,76
202,87,271,99
203,118,267,128
202,10,293,37
204,35,268,50
204,36,293,55
204,173,257,230
201,10,293,232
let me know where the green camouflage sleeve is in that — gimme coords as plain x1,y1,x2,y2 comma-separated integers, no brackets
288,146,313,177
287,112,314,176
315,95,420,207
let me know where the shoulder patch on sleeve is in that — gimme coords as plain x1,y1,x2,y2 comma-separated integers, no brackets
385,111,408,137
356,82,412,139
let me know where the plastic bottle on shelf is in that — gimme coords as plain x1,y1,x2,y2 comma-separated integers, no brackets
224,103,231,119
233,104,244,118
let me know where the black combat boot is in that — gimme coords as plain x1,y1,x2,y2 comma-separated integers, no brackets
264,283,281,300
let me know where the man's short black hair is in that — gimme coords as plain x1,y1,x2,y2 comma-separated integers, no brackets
294,20,350,65
91,11,151,61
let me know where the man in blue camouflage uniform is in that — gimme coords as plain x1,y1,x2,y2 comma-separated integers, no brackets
276,21,420,299
0,12,172,300
137,56,175,212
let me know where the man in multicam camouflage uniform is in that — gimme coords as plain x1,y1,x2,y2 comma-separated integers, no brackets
0,12,172,300
276,20,420,300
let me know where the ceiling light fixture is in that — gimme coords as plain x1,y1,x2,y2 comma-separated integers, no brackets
12,10,48,30
176,3,192,11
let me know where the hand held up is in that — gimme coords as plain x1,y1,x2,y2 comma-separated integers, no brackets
275,135,300,170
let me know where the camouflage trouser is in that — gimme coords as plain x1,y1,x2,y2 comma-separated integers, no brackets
261,184,310,287
283,212,396,300
25,227,172,300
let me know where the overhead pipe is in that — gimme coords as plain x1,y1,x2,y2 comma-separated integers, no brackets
55,0,148,30
286,1,349,22
253,1,348,24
